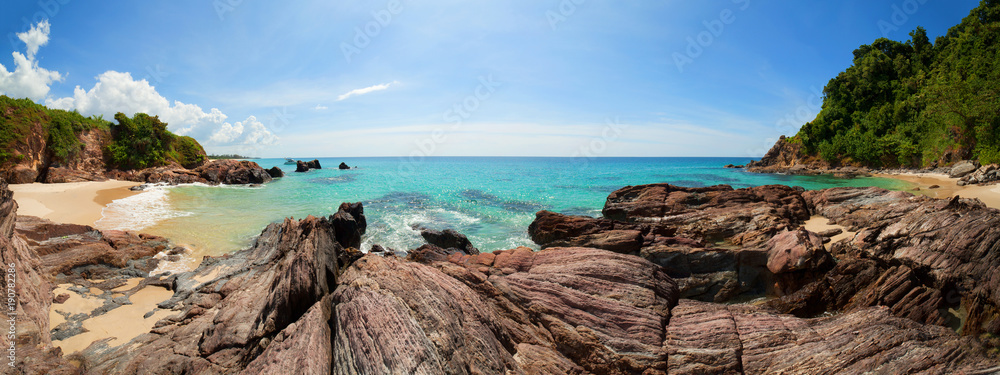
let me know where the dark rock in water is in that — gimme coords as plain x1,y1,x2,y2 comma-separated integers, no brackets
331,202,366,249
368,244,388,255
266,166,284,178
296,160,310,172
195,159,272,184
295,159,323,172
129,184,148,191
419,228,479,254
339,162,350,170
724,164,744,168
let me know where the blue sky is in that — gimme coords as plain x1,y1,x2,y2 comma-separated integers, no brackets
0,0,982,157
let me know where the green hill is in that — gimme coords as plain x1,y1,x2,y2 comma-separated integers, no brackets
790,0,1000,168
0,95,206,183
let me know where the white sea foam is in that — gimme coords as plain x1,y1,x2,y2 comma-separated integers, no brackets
95,185,193,232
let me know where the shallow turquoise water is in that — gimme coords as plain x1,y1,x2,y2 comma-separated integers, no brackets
101,157,912,258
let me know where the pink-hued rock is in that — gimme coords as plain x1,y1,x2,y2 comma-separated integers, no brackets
666,300,997,374
765,227,832,274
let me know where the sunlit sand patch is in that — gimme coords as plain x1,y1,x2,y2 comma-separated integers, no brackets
803,215,856,249
52,284,175,355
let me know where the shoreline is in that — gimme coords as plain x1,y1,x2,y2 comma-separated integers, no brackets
874,172,1000,209
9,180,142,227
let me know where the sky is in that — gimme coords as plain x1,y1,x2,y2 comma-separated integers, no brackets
0,0,983,158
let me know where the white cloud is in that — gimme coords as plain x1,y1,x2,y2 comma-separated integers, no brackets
0,20,62,101
314,104,328,110
0,20,278,150
44,71,278,148
336,80,398,101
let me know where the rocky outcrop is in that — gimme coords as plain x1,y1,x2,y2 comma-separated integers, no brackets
195,160,272,184
666,300,997,374
959,163,999,186
43,167,108,183
744,136,874,177
107,159,272,185
338,162,349,170
81,212,361,374
950,160,979,178
295,159,322,173
419,228,479,254
0,180,78,373
331,202,365,249
265,166,283,178
337,246,679,374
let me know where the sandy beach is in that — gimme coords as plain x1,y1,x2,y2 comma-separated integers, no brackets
875,172,1000,209
9,180,141,226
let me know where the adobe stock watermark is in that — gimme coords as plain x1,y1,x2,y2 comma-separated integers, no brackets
570,117,628,169
214,0,246,21
143,65,169,85
546,0,587,31
673,0,751,73
341,0,405,63
746,85,823,157
394,74,501,180
6,262,16,368
878,0,929,38
6,0,70,51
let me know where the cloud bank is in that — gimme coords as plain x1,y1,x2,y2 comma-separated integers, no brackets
0,20,277,150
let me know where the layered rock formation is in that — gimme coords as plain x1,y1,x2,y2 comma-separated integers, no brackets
3,177,999,373
107,159,272,185
531,182,1000,364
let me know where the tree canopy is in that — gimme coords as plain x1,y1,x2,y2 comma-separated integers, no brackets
795,0,1000,167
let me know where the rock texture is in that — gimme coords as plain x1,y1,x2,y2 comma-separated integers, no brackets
265,166,284,178
959,163,999,186
107,159,272,185
338,162,349,170
666,300,997,374
419,228,479,254
0,180,78,374
295,159,322,173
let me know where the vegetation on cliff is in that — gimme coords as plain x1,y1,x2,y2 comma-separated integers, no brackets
0,95,207,172
106,112,206,169
0,96,110,166
793,0,1000,167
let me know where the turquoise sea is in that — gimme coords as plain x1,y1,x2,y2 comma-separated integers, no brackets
97,157,912,271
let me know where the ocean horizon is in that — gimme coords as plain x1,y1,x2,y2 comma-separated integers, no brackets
96,156,913,274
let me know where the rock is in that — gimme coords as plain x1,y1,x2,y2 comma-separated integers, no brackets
723,164,744,168
81,214,360,374
196,159,272,184
949,160,978,178
959,164,1000,185
338,162,350,170
419,228,479,254
4,165,39,183
929,184,940,189
665,300,997,374
265,166,284,178
294,159,322,172
331,202,366,249
765,228,831,274
295,160,310,172
817,228,843,237
43,167,108,183
337,247,679,374
0,180,78,373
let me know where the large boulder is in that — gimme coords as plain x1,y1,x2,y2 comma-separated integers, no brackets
331,202,366,249
196,159,272,184
765,227,832,274
949,160,978,178
338,162,350,170
265,166,284,178
419,228,479,254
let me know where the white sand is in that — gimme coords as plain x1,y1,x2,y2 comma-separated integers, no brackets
9,180,140,226
876,173,1000,209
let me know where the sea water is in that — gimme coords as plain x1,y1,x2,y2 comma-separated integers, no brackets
96,157,912,269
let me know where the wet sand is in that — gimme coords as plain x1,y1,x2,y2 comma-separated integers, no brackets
875,172,1000,209
9,180,141,226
